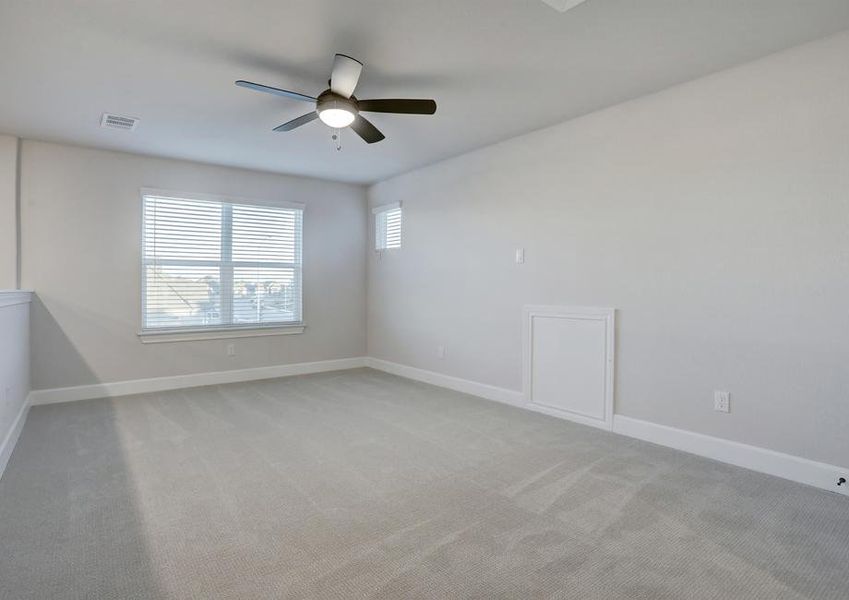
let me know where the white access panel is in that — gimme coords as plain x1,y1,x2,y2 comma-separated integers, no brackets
523,306,615,430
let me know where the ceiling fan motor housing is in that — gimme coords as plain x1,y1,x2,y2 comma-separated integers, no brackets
316,90,358,123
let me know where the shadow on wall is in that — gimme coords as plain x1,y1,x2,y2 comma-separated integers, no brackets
0,399,169,598
30,294,101,390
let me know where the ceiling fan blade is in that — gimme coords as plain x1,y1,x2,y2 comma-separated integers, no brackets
357,99,437,115
350,115,385,144
273,112,319,132
235,80,316,103
329,54,363,99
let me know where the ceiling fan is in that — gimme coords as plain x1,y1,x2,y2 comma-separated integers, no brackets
235,54,437,144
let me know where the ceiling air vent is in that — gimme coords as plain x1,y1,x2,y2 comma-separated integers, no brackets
540,0,589,12
100,113,139,131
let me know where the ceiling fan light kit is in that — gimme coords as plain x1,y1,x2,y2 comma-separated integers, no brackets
316,91,357,128
236,53,437,144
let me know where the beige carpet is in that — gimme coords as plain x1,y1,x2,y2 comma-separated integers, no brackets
0,368,846,599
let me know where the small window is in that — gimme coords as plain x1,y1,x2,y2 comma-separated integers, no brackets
141,191,303,332
374,203,402,250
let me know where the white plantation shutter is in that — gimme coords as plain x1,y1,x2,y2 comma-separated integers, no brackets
374,203,402,250
142,192,303,331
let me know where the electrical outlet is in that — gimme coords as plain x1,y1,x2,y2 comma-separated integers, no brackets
436,345,446,359
714,390,730,413
226,343,236,357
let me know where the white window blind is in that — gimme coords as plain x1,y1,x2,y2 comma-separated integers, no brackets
142,192,303,332
374,203,402,250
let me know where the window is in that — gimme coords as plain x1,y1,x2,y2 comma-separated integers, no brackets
141,191,303,334
374,203,402,250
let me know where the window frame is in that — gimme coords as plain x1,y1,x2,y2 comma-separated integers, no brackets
138,188,305,342
373,202,402,251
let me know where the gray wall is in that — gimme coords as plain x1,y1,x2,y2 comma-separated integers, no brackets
0,135,16,289
21,141,367,390
367,32,849,467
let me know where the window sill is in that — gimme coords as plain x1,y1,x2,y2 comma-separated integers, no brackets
138,324,305,344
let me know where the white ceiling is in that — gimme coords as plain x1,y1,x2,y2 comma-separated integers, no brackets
1,1,848,184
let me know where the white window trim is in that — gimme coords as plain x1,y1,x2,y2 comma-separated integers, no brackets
373,201,402,251
141,188,305,212
138,188,305,341
371,201,400,214
138,324,305,343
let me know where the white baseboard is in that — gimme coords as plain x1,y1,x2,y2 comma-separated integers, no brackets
364,357,526,407
363,358,610,431
19,354,848,497
364,360,606,434
0,397,30,481
364,358,847,497
28,357,367,406
613,415,847,497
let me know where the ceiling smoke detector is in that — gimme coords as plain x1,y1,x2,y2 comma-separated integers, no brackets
100,113,139,131
540,0,589,12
